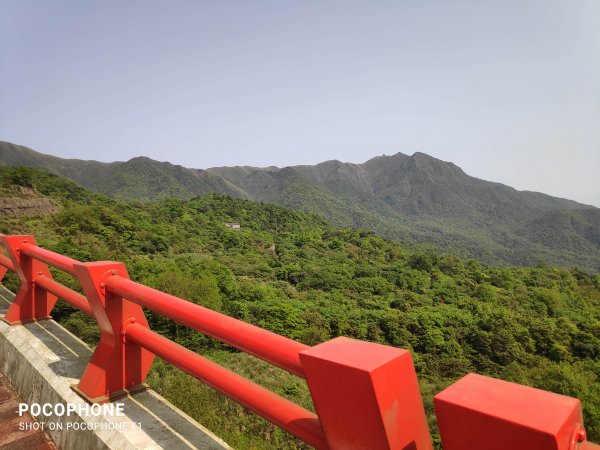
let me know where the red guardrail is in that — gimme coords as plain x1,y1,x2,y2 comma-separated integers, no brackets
105,274,309,376
0,233,598,450
125,321,325,448
0,253,14,272
0,235,88,323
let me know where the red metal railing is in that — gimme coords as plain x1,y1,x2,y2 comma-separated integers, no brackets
125,322,325,448
19,242,79,276
105,274,308,376
0,235,89,323
0,253,14,272
0,233,598,450
33,274,92,317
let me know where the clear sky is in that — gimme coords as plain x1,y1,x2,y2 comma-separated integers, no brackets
1,1,599,206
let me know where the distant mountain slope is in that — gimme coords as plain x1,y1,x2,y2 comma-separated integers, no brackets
1,140,598,271
0,142,245,199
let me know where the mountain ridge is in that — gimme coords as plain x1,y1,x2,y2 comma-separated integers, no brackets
1,140,598,271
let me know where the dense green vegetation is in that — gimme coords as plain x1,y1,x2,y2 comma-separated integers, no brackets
1,166,599,448
3,141,600,272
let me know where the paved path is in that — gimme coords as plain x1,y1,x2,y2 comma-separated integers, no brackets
0,371,57,449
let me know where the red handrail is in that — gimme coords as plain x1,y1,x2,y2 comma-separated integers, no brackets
105,274,309,377
1,233,598,450
33,275,93,317
125,322,327,449
0,235,92,323
20,242,79,276
0,254,14,271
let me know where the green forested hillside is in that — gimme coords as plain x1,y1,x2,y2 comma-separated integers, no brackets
0,166,599,448
2,141,599,272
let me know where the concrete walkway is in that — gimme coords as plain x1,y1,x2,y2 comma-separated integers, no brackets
0,371,57,449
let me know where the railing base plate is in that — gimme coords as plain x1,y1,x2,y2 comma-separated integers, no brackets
71,383,150,404
1,315,52,326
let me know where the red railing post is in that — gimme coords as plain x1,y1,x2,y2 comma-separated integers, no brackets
0,238,9,281
72,262,155,403
0,235,57,325
434,373,593,450
299,337,433,450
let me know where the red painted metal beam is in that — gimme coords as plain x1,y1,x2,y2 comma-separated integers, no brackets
434,373,591,450
105,275,309,377
300,337,433,450
0,253,14,271
124,322,328,449
1,235,57,324
19,243,79,276
73,262,154,402
33,275,93,317
2,234,597,449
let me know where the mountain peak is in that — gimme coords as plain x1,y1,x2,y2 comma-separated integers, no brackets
1,140,597,271
411,151,433,159
128,156,154,163
364,151,409,162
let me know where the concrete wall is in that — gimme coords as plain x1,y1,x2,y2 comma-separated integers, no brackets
0,285,232,450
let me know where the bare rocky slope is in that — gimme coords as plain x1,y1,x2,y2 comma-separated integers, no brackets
0,185,56,216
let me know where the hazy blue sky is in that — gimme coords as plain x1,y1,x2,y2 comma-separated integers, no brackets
1,1,599,206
